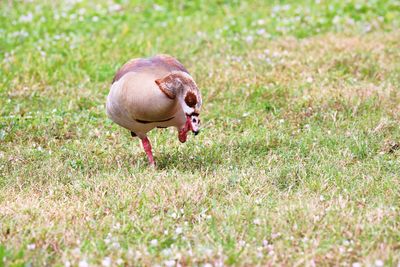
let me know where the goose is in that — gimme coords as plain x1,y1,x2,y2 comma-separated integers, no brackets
106,55,202,166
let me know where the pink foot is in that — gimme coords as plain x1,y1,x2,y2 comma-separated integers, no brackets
141,137,155,166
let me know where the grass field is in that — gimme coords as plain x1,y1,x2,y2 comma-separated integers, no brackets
1,0,400,266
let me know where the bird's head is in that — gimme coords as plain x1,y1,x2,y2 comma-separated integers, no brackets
155,71,202,136
181,87,202,136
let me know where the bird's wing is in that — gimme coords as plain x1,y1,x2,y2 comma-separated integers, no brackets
112,55,189,84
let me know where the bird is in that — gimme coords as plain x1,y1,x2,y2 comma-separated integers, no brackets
106,54,202,166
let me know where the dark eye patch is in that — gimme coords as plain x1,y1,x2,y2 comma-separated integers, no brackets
185,91,197,108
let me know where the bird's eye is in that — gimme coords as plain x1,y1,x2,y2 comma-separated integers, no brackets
192,118,196,123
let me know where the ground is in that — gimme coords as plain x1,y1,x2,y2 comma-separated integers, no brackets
1,0,400,266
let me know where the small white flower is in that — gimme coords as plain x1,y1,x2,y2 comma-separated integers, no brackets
108,4,122,12
253,218,261,225
20,13,33,23
306,77,313,83
352,262,362,267
272,5,280,13
27,243,36,250
153,4,165,12
72,247,81,256
332,16,340,25
104,233,112,244
79,260,89,267
375,260,384,267
92,16,99,22
203,263,213,267
150,239,158,246
271,232,281,239
162,248,172,256
102,257,111,267
175,227,183,235
64,261,71,267
116,258,124,265
256,29,266,35
266,244,274,251
112,242,120,249
245,35,254,44
78,8,86,15
257,19,265,25
164,260,175,267
268,250,275,256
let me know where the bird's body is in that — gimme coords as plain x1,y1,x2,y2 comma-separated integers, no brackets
107,71,186,138
106,55,202,166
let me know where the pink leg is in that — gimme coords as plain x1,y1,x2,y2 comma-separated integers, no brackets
141,137,155,166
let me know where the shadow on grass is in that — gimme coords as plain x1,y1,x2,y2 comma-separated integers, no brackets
155,137,272,171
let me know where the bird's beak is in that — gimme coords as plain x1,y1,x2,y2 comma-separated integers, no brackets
186,113,200,136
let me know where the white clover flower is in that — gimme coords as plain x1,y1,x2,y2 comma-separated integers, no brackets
27,243,36,250
257,19,265,25
164,260,175,267
162,248,172,256
272,5,281,13
153,4,165,12
253,218,261,225
175,227,183,235
245,35,254,44
78,260,89,267
332,16,341,25
150,239,158,246
20,13,33,23
102,257,111,267
112,242,120,249
72,247,81,256
113,223,121,230
108,4,122,12
256,29,266,35
375,260,384,267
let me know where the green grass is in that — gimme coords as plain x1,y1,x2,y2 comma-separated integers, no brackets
1,0,400,266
